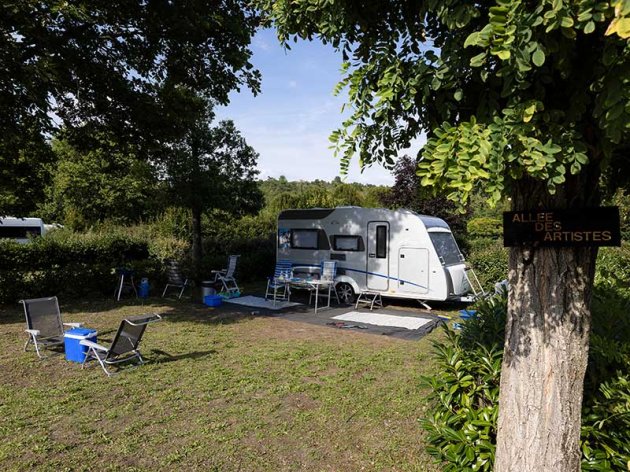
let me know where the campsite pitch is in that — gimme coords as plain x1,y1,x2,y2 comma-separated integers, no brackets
0,296,445,471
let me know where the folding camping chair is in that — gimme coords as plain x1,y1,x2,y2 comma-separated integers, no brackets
265,260,293,306
212,255,240,296
161,260,189,299
21,296,83,358
80,314,161,377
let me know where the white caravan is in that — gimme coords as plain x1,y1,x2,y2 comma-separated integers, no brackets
0,217,47,243
277,207,479,305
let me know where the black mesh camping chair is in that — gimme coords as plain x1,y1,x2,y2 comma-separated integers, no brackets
161,260,189,299
21,296,82,358
80,314,161,376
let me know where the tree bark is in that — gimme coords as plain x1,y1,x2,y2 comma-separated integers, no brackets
495,180,599,472
191,204,203,302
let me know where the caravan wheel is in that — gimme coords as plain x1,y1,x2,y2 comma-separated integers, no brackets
336,282,355,305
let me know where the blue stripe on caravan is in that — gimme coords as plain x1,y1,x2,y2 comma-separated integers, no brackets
339,267,429,290
288,262,429,290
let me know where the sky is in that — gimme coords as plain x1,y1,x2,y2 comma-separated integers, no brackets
215,28,421,186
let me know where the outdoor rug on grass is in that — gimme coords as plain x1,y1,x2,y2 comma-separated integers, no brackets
223,295,302,311
332,311,434,330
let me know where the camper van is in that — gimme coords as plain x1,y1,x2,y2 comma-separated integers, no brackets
277,207,480,305
0,217,47,243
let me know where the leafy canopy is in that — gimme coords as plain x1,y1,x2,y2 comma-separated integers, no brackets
0,0,260,214
41,135,160,229
160,113,263,217
257,0,630,207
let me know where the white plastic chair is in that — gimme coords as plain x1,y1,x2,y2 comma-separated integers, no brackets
212,255,240,296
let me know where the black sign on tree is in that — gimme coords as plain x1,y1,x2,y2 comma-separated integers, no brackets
503,207,621,247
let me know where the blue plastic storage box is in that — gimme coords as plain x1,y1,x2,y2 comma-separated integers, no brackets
64,327,98,362
204,295,223,307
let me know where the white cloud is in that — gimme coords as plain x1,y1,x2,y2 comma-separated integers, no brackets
254,38,271,52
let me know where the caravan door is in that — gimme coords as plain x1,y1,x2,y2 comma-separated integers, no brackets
398,247,429,294
366,222,389,291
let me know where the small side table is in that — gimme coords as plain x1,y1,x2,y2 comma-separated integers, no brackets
114,268,137,301
355,291,383,311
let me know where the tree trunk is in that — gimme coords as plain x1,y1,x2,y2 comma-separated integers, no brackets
495,179,599,472
191,205,203,302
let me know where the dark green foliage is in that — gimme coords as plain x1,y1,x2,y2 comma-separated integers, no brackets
259,177,388,211
1,0,260,215
199,210,276,282
420,329,502,471
0,229,185,304
595,243,630,295
421,283,630,471
582,284,630,471
0,125,55,216
380,155,470,238
160,114,263,282
459,289,508,351
581,376,630,471
163,117,263,219
40,136,162,229
609,190,630,241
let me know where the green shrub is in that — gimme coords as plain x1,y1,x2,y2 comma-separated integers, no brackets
420,329,501,471
467,217,503,238
0,229,187,304
466,241,508,290
200,210,276,281
421,287,630,471
581,375,630,471
466,236,501,253
595,243,630,296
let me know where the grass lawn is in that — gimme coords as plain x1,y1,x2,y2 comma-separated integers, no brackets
0,288,449,471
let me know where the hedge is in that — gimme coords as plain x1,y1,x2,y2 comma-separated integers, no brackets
0,233,162,303
466,217,503,238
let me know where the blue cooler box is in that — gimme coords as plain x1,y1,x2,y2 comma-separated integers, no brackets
64,328,98,362
204,295,223,307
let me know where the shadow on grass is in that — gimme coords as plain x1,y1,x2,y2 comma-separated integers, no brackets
0,304,22,324
149,349,217,364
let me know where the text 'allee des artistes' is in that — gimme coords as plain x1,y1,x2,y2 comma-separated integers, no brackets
503,207,620,247
511,212,614,243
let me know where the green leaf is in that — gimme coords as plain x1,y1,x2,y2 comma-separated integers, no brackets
523,103,536,122
532,48,545,66
470,52,487,67
464,32,480,48
584,21,596,34
496,49,511,60
454,89,464,101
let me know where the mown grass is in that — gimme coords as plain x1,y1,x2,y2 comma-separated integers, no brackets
0,293,447,471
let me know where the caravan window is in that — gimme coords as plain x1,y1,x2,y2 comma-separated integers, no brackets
429,232,463,265
332,235,364,252
0,226,42,239
376,225,387,258
291,229,319,249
